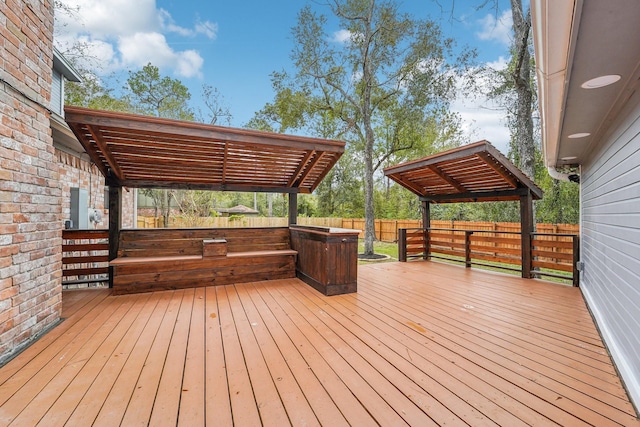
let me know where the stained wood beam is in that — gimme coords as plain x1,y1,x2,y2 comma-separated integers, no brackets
65,106,345,153
293,151,325,188
68,123,110,178
86,125,125,181
288,150,315,187
117,179,306,193
288,193,298,225
108,185,122,289
383,141,489,175
427,164,468,193
420,187,531,203
476,152,519,188
388,175,427,197
520,190,534,279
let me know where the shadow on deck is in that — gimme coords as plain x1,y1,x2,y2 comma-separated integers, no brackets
1,261,638,426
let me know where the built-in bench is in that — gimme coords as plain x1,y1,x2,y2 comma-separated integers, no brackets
110,227,297,295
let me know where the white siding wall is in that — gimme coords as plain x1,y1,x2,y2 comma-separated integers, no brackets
51,70,63,116
581,92,640,409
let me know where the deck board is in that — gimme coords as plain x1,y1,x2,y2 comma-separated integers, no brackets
0,261,638,426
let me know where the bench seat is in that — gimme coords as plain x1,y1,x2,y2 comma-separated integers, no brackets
110,249,299,267
111,228,297,295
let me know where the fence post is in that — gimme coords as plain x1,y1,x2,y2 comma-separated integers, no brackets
465,231,473,268
395,220,398,242
398,228,407,262
573,235,580,287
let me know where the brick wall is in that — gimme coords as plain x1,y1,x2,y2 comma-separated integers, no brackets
0,1,61,363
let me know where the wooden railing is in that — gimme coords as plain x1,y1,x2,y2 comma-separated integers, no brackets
343,219,579,243
62,229,110,287
398,228,580,286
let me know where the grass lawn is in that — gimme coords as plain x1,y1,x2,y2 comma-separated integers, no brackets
357,240,398,264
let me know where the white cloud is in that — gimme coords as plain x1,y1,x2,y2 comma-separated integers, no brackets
54,0,215,78
56,0,159,38
476,10,512,46
118,32,203,78
158,9,194,37
452,57,511,154
195,20,218,39
331,29,352,44
174,50,204,78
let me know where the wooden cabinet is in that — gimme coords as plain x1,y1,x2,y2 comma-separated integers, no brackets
290,225,359,295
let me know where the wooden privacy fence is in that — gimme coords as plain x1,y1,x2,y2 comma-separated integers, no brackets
62,229,110,287
398,227,579,286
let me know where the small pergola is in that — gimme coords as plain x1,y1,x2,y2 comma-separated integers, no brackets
64,106,345,262
384,140,543,277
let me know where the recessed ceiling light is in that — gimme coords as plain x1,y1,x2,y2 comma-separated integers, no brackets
561,156,577,161
568,132,590,139
581,75,621,89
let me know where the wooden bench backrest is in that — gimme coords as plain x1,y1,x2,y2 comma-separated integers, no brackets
117,227,291,258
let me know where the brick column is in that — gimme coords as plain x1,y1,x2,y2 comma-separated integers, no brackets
0,1,60,363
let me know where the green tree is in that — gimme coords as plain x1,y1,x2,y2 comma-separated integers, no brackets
65,72,132,111
125,64,194,226
273,0,473,255
125,63,194,120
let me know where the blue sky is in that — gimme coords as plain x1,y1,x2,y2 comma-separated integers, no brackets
55,0,514,152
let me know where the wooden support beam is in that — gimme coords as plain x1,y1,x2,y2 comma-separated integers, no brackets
520,190,533,279
288,193,298,225
108,185,123,288
398,228,407,262
422,200,431,260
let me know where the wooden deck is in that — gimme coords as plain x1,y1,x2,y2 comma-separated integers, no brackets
1,261,638,426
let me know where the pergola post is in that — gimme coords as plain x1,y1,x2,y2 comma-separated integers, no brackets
520,190,533,279
422,200,431,260
108,185,122,288
288,193,298,225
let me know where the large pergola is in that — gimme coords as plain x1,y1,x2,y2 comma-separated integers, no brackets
384,140,543,277
64,106,345,261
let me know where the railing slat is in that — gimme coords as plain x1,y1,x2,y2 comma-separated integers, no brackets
62,229,109,287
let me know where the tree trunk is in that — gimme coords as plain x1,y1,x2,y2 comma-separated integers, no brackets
510,0,535,181
511,0,536,224
363,129,376,256
162,189,170,228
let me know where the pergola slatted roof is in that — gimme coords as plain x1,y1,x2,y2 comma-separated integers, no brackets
64,106,344,193
384,140,543,203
